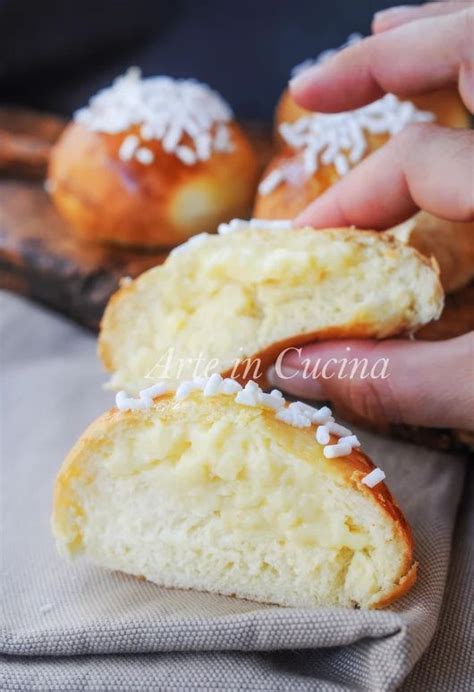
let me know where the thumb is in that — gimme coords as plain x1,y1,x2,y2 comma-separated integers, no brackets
268,333,474,430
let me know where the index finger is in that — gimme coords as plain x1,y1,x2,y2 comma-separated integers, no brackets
372,2,472,34
290,7,474,114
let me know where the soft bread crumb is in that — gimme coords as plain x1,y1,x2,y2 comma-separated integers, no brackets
99,225,444,393
52,392,415,609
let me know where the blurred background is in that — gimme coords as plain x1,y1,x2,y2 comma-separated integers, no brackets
0,0,423,121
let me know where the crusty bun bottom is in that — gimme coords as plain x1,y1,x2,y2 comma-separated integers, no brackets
99,224,444,393
52,389,416,609
48,121,258,248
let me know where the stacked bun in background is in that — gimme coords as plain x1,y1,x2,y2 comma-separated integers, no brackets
48,68,259,247
255,37,473,295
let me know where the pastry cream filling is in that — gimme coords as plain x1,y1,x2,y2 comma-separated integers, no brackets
63,405,405,608
101,227,442,394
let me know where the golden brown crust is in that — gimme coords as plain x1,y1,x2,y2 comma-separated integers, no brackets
390,212,474,295
373,562,418,609
53,392,416,608
48,121,259,248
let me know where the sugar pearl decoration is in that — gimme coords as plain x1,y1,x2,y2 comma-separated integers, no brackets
114,375,381,476
170,232,210,257
169,218,294,258
323,442,353,459
217,218,293,235
361,468,386,488
75,67,234,166
116,382,168,410
259,94,435,195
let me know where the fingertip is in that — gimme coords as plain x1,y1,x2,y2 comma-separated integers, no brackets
288,66,324,109
295,188,351,230
372,6,417,34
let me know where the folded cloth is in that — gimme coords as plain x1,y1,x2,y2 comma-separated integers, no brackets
0,292,469,691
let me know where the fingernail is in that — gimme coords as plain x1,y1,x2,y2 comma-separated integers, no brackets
373,5,414,24
289,65,321,91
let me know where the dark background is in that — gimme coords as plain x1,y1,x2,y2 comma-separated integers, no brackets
0,0,423,121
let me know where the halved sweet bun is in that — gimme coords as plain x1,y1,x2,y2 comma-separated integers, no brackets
254,173,473,295
99,223,444,393
52,380,416,609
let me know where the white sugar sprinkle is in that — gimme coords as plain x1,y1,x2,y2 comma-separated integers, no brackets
259,94,435,195
139,382,168,401
115,391,150,411
258,168,284,195
135,147,154,164
75,67,234,166
217,218,293,236
310,406,334,425
176,145,197,165
116,382,168,410
170,232,210,256
203,373,223,396
119,134,139,161
323,442,352,459
176,381,198,400
325,421,353,438
259,392,285,411
339,434,360,448
44,179,55,194
220,378,243,394
361,467,386,488
113,375,362,461
275,402,311,428
316,425,330,445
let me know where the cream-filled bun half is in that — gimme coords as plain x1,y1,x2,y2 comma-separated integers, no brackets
99,220,444,393
48,68,258,247
52,377,416,609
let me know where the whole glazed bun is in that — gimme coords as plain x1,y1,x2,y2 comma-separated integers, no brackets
48,69,259,248
52,379,416,609
256,93,438,221
99,221,444,394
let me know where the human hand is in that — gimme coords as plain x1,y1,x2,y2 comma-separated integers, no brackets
269,3,474,430
290,1,473,229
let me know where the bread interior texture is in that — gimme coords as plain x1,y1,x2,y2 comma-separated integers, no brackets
54,395,411,609
100,227,443,393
